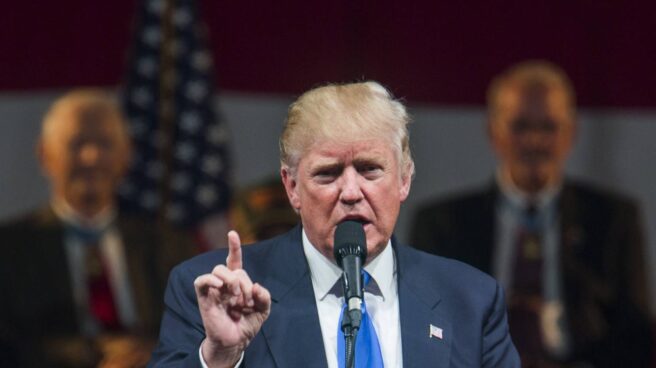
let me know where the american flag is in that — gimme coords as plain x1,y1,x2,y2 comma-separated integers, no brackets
118,0,231,228
429,324,443,340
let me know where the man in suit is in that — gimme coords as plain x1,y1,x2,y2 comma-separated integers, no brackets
149,81,520,367
411,61,653,367
0,89,196,367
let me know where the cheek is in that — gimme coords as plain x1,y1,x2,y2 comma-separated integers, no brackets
496,136,518,157
54,160,75,179
305,184,338,204
369,187,400,221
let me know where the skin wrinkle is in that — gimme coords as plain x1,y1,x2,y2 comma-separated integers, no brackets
282,138,411,264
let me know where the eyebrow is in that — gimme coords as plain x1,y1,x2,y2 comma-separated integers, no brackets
309,161,343,173
353,155,387,166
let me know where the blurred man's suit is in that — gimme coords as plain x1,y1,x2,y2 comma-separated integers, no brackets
411,180,652,367
0,205,195,366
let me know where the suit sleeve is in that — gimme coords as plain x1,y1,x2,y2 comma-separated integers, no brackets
481,283,521,368
623,202,651,319
602,200,653,367
148,265,206,368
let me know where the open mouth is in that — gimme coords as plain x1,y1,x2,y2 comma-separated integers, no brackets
340,215,371,226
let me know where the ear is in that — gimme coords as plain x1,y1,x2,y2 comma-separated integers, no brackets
280,166,301,211
486,118,500,144
486,119,504,157
36,138,53,177
486,119,493,140
399,162,413,202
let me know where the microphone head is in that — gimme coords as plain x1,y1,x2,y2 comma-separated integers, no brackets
333,220,367,267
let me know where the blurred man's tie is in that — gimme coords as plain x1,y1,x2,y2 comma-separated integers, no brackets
85,244,120,330
68,223,121,331
508,205,545,367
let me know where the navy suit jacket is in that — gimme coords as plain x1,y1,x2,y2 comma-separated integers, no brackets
149,226,520,367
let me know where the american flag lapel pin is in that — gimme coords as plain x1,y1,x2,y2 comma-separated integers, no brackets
429,324,443,340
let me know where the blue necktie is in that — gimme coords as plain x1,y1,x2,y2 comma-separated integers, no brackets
337,271,384,368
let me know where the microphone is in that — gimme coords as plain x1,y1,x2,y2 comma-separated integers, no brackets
333,220,367,324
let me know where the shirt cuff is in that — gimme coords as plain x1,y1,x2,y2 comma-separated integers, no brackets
199,346,245,368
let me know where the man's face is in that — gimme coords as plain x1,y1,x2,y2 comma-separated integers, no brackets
40,108,130,216
281,138,411,263
489,86,575,193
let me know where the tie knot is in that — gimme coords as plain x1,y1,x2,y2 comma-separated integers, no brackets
525,203,537,216
65,222,110,245
363,270,371,286
330,271,383,299
521,204,541,230
363,271,384,297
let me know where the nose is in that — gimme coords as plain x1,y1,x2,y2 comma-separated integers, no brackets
520,128,551,149
339,168,364,205
78,143,101,166
524,130,542,146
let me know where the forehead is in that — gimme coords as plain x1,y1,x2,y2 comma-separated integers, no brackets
302,138,396,165
496,84,571,123
44,104,126,142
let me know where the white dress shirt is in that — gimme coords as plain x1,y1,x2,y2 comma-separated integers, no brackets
200,229,403,367
303,230,403,368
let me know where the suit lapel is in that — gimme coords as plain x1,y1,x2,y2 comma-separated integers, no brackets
260,228,328,368
396,242,452,367
477,183,498,274
33,207,79,331
557,184,607,344
558,184,586,256
117,216,160,332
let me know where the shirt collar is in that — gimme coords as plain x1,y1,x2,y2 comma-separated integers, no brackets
302,228,395,302
51,197,116,231
495,168,561,210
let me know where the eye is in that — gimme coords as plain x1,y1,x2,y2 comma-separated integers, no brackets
538,120,558,133
312,166,341,183
95,137,113,150
357,164,383,179
511,119,530,134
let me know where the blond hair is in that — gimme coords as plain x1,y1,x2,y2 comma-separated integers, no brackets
280,81,414,178
487,60,576,121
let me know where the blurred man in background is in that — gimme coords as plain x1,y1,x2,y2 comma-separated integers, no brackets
0,89,196,367
411,61,653,367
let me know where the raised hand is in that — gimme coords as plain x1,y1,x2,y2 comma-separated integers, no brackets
194,231,271,367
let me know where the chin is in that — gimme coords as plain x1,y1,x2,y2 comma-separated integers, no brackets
523,176,550,193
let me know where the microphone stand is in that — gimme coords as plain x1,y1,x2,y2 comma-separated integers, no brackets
333,220,367,368
341,306,362,368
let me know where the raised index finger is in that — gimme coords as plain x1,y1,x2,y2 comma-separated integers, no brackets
226,230,242,270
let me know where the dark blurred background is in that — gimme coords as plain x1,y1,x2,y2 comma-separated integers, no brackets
1,0,655,312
